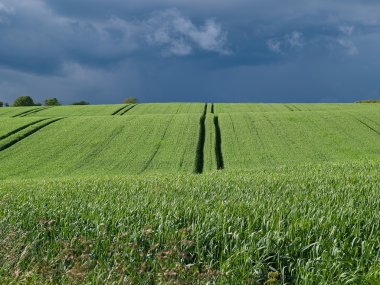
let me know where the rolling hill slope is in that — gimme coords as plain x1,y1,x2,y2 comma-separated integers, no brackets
1,103,380,178
1,102,380,284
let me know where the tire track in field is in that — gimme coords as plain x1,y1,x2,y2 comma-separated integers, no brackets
139,114,176,174
320,112,375,158
327,112,367,144
285,105,294,111
348,112,380,135
247,113,273,163
195,104,207,173
301,113,328,161
353,117,380,136
0,118,49,141
68,119,128,173
227,113,241,165
291,104,302,111
111,105,130,115
179,114,200,170
12,107,46,117
214,115,224,170
119,104,136,115
0,118,63,152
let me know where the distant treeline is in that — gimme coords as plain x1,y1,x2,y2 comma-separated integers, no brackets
0,96,138,107
355,99,380,103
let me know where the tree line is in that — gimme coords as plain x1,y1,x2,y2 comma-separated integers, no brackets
0,96,138,107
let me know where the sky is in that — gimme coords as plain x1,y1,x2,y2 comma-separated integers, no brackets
0,0,380,104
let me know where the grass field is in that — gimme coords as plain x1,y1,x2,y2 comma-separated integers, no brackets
0,103,379,284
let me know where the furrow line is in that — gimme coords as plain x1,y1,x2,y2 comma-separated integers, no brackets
195,104,207,173
139,115,176,173
0,118,48,141
0,118,63,152
285,105,294,111
355,118,380,136
119,104,136,115
111,105,130,115
213,116,224,170
12,107,46,117
291,104,302,111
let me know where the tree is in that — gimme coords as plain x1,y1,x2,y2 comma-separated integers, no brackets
0,101,3,107
45,98,61,106
71,100,90,105
123,97,138,104
13,96,35,107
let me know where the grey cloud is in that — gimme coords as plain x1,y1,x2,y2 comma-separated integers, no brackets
0,1,229,75
336,38,358,55
146,9,230,56
285,31,304,48
1,0,380,104
267,31,304,54
266,39,282,54
265,26,362,58
0,1,12,13
335,25,358,56
339,25,354,36
0,1,13,23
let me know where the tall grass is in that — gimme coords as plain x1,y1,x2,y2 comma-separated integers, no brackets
0,161,379,284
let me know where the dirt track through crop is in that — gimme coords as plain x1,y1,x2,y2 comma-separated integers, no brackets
0,118,48,140
111,105,130,115
12,107,46,117
195,104,207,173
0,118,63,152
119,105,136,115
214,116,224,170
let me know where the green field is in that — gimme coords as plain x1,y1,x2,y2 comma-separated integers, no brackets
0,103,379,284
25,104,128,117
0,114,201,179
218,110,380,169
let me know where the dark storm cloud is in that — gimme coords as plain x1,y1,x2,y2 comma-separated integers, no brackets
0,0,380,104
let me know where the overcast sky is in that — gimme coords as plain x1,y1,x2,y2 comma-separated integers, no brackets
0,0,380,104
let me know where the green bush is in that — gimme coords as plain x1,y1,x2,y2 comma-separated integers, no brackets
71,100,90,105
355,99,380,103
123,97,138,104
44,98,61,106
13,96,35,107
